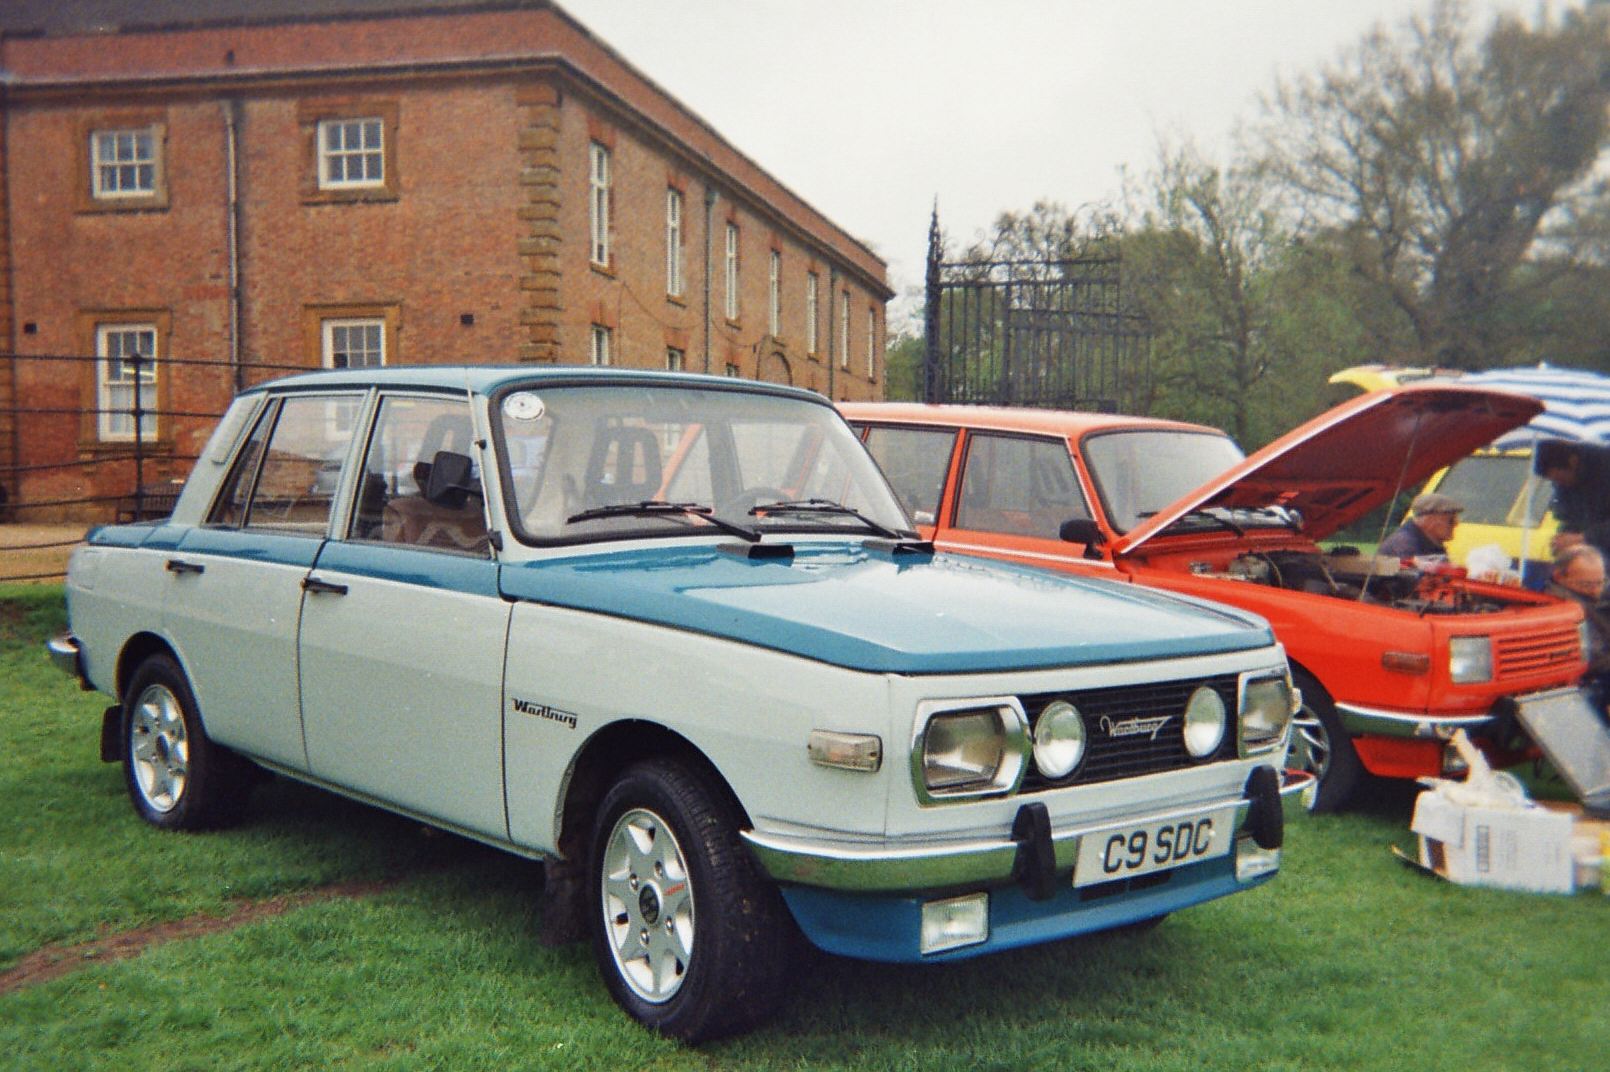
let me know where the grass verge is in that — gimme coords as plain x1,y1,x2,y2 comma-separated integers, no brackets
1,585,1605,1070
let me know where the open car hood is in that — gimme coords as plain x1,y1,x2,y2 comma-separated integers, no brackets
1111,385,1544,556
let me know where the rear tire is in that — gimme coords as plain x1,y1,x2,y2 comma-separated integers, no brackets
1288,669,1363,814
121,654,254,831
589,758,795,1042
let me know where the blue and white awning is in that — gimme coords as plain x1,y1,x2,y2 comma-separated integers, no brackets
1459,365,1610,447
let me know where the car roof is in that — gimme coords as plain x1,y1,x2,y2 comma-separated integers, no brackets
838,401,1220,439
245,364,829,403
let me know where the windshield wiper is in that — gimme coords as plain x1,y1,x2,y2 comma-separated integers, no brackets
748,498,907,539
566,500,761,542
1150,508,1245,537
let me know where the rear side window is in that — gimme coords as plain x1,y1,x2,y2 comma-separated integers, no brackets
208,394,362,536
862,425,955,525
955,433,1089,539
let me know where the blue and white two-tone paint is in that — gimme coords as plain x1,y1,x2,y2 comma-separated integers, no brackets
50,366,1304,1043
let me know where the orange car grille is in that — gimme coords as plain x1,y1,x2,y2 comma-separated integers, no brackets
1494,625,1582,681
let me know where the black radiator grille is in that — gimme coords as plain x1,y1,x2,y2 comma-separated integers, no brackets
1018,673,1241,791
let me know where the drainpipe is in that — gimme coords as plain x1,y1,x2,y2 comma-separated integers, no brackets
702,184,716,374
224,99,244,392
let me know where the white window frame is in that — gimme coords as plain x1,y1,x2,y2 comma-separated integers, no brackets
768,251,782,337
91,128,158,199
666,347,685,372
590,142,611,267
591,325,613,366
839,290,851,369
666,188,685,297
322,317,387,369
318,117,385,190
96,323,159,441
866,308,878,379
806,272,819,354
724,223,740,320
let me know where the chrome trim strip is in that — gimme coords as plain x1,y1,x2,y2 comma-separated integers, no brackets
1336,702,1495,739
742,791,1254,892
938,541,1118,569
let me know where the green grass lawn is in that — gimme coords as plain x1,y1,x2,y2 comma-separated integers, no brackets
2,584,1605,1071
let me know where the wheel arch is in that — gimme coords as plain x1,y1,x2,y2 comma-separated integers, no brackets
115,632,182,701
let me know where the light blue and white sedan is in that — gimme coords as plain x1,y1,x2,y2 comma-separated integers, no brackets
50,366,1300,1041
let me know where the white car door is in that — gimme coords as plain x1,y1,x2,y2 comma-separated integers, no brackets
296,392,510,839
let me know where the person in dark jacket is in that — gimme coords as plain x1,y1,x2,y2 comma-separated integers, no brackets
1545,544,1610,712
1535,439,1610,562
1378,492,1463,559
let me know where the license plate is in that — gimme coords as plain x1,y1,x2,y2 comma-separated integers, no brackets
1074,807,1236,887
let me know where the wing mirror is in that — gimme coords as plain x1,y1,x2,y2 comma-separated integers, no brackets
425,450,477,507
1059,518,1107,560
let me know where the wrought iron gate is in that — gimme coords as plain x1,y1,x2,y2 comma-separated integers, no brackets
922,217,1150,411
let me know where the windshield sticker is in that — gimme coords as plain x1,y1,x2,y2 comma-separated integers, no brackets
503,392,546,422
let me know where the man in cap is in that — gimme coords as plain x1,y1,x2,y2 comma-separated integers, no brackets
1378,492,1464,559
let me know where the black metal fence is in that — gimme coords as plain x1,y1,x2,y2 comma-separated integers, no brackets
1,352,308,582
922,221,1151,412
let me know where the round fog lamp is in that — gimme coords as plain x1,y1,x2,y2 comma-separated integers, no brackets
1183,686,1227,758
1032,701,1086,779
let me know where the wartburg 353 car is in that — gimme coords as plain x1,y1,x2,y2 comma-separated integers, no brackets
51,367,1301,1041
843,384,1591,814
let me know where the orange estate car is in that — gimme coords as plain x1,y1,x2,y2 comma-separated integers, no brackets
842,386,1591,812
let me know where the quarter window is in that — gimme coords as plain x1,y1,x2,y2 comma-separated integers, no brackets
96,324,158,441
318,118,384,189
590,142,611,266
91,128,157,198
956,433,1090,539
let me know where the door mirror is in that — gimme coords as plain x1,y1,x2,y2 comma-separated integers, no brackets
425,450,477,507
1060,518,1107,560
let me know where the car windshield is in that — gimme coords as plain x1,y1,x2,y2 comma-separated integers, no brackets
495,383,912,545
1081,429,1251,534
1432,452,1551,527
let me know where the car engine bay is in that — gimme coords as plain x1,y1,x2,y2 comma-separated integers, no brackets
1204,549,1514,615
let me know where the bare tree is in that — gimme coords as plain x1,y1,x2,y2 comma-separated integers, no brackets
1254,0,1610,368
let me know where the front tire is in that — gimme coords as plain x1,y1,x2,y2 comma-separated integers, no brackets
589,758,794,1042
121,654,253,831
1288,669,1364,814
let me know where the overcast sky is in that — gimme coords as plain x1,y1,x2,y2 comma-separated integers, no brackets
558,0,1544,324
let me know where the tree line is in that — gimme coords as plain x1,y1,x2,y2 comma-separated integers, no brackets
888,0,1610,449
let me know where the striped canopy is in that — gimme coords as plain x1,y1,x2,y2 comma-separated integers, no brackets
1458,365,1610,447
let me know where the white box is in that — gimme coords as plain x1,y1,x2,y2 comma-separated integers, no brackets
1411,790,1575,894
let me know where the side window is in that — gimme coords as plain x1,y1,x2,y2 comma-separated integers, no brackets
862,426,955,526
208,394,360,536
955,433,1090,539
356,395,489,557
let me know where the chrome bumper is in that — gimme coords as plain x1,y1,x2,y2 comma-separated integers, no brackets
741,767,1312,893
1335,687,1578,740
46,631,84,682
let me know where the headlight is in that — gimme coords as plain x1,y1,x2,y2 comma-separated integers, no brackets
1239,673,1294,754
1449,636,1493,684
1032,701,1086,779
913,699,1027,802
1183,686,1228,758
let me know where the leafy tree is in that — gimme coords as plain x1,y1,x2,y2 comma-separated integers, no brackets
1254,0,1610,369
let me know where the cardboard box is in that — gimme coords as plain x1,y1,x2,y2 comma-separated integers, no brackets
1411,790,1575,894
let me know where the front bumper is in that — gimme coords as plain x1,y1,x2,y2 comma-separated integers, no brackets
1337,686,1576,741
741,765,1310,894
46,632,91,689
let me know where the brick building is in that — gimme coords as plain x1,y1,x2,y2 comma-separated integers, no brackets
0,0,891,516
